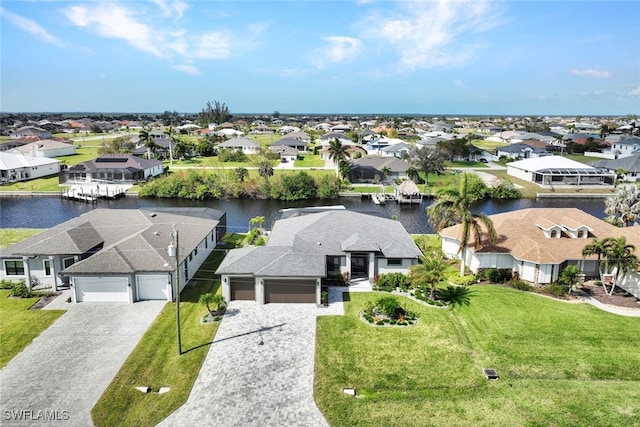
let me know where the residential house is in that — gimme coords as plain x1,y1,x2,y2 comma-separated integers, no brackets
440,208,640,297
507,156,615,188
270,137,309,152
217,137,260,154
590,154,640,182
216,209,422,304
63,154,163,184
9,126,52,140
349,156,410,183
611,136,640,158
8,139,76,158
364,137,407,156
318,132,352,146
0,152,61,183
269,145,299,163
0,208,226,303
380,142,412,158
497,140,555,159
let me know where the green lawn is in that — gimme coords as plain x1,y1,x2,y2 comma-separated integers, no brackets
91,240,232,427
294,154,325,167
315,287,640,427
0,289,66,368
0,229,44,248
446,160,488,168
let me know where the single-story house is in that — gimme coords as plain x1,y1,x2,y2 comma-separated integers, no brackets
440,208,640,297
7,139,76,158
318,132,352,146
216,209,422,304
590,154,640,182
507,156,616,188
270,137,308,152
348,156,410,183
64,154,163,184
365,137,408,156
217,137,260,154
9,126,52,140
379,142,412,158
0,152,61,183
496,141,554,160
0,208,226,303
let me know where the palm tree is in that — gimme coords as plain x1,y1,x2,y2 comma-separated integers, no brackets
255,157,274,181
381,166,392,182
582,237,612,289
138,127,158,160
604,184,640,227
410,252,448,300
234,167,248,183
163,126,177,164
428,173,498,276
327,138,350,175
406,166,420,183
602,237,638,295
338,160,352,181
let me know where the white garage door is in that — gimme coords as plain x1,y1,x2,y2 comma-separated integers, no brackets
137,274,170,301
75,277,129,302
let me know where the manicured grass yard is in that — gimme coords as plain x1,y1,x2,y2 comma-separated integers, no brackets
315,287,640,426
294,154,325,167
91,244,230,427
0,289,65,368
0,229,43,248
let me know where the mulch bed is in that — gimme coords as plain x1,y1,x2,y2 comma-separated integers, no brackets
28,293,61,310
580,283,640,309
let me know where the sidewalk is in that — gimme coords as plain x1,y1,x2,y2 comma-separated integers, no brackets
576,290,640,317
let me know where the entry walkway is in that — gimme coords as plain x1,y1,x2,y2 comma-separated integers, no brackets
159,301,329,427
576,290,640,317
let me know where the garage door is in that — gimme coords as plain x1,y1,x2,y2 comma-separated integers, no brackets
265,279,316,303
137,274,170,300
230,277,255,301
75,276,129,302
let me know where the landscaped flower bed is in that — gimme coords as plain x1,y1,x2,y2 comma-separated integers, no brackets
360,295,418,326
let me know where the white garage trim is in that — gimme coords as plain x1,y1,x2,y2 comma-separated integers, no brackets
74,276,130,303
136,274,170,301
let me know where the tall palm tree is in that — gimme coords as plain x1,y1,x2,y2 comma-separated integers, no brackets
138,127,158,160
164,126,177,164
602,237,638,295
582,237,612,290
406,166,420,183
410,252,448,300
327,138,349,175
428,173,498,276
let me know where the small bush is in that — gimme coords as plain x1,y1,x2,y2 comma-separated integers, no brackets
0,279,14,289
546,283,571,297
375,295,402,317
487,268,512,284
10,281,35,298
449,274,476,286
374,272,410,292
508,279,534,292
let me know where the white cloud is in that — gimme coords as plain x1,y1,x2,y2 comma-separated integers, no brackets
571,68,611,78
454,79,464,88
172,63,200,75
63,4,166,57
627,86,640,96
191,32,232,59
312,36,362,69
0,7,64,47
151,0,189,18
361,0,505,71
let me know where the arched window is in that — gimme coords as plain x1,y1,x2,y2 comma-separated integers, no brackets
550,229,558,238
577,230,585,238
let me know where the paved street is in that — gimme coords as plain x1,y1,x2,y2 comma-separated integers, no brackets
0,293,165,426
159,301,329,427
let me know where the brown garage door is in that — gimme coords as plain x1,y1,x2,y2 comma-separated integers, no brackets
265,279,316,303
230,277,255,301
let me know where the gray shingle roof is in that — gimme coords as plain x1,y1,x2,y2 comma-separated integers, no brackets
216,210,421,276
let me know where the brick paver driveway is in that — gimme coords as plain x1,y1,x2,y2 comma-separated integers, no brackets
0,296,165,426
159,301,329,427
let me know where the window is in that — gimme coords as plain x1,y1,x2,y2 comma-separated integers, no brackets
577,230,585,238
550,230,558,238
327,256,342,272
63,257,75,269
4,260,24,276
387,258,403,266
44,259,52,276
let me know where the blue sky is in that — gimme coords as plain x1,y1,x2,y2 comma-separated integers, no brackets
1,0,639,115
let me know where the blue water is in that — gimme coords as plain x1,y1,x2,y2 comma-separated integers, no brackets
0,195,607,235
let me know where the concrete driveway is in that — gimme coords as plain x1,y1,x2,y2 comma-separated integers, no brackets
0,292,165,426
159,301,328,427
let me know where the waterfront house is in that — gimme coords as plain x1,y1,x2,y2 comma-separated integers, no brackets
506,156,615,188
0,208,226,303
348,156,410,183
7,139,76,158
63,154,163,184
590,154,640,182
0,152,61,183
216,209,422,304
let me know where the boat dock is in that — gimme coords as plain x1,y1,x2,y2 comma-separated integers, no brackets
61,182,130,203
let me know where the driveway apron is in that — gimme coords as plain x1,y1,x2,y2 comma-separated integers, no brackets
159,301,329,427
0,298,165,426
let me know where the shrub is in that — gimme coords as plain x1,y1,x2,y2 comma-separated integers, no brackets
507,279,534,292
546,283,571,297
436,285,473,308
10,281,35,298
0,279,14,289
487,268,512,284
449,274,476,286
374,272,410,292
375,295,403,317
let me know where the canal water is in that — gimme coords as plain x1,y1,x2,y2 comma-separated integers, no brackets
0,195,607,235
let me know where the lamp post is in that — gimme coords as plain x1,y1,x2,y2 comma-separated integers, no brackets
167,228,182,355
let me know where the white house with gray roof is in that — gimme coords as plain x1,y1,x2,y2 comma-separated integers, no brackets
217,137,260,154
0,208,226,303
216,209,422,305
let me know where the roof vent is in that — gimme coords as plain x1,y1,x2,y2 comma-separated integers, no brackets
149,213,157,217
153,231,160,236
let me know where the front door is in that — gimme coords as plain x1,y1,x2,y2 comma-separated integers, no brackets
351,254,368,279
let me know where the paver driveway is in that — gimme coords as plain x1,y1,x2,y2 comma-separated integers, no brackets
159,301,329,427
0,294,165,426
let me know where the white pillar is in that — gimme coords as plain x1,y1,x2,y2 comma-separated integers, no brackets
22,256,32,289
221,275,231,303
368,253,376,282
256,278,265,304
316,278,322,305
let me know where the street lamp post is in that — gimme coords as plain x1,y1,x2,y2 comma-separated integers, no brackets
167,228,182,355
